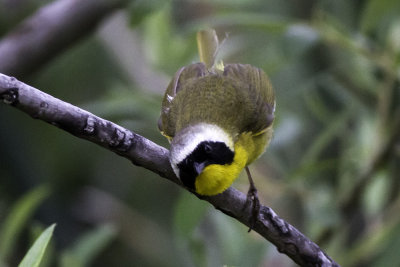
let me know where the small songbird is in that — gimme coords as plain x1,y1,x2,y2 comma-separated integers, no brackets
158,29,275,200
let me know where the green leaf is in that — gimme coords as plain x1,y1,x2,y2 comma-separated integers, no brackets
29,222,55,267
362,171,389,216
18,224,55,267
0,185,50,261
60,224,116,267
360,0,400,33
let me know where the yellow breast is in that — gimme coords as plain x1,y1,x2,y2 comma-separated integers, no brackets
194,131,271,195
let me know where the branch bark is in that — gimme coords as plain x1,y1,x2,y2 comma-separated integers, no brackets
0,73,339,266
0,0,128,77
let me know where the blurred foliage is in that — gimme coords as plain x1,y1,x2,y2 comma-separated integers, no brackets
0,187,114,267
0,0,400,266
59,224,116,267
0,185,49,261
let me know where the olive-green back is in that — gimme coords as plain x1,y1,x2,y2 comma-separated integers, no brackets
159,63,275,139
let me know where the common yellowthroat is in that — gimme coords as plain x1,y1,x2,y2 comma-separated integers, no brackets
158,30,275,200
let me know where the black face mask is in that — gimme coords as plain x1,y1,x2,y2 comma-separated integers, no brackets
177,141,234,190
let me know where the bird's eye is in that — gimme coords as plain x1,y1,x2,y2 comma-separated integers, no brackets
204,144,212,153
185,158,193,165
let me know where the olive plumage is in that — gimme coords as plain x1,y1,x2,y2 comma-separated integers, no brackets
159,62,275,195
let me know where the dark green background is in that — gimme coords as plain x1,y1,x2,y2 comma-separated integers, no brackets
1,0,399,266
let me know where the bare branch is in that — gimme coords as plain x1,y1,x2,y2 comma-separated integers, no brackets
0,73,340,266
0,0,128,77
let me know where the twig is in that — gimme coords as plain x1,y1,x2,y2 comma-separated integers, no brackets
0,73,340,266
0,0,128,77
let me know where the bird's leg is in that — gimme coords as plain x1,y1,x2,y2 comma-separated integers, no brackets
245,166,260,232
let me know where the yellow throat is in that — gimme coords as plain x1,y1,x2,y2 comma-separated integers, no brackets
195,132,265,195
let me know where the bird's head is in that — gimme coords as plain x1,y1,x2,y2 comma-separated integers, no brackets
170,123,246,195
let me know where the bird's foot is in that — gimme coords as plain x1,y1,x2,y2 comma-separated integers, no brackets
244,167,261,232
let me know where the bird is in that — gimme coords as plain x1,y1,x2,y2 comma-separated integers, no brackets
158,29,275,210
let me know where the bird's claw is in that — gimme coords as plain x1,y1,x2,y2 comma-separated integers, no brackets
244,167,261,232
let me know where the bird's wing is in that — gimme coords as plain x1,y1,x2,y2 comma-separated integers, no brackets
158,63,207,139
223,64,275,135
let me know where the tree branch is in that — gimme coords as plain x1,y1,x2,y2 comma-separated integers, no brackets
0,0,128,77
0,73,340,266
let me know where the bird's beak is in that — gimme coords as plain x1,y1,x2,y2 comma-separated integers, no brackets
194,161,206,176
